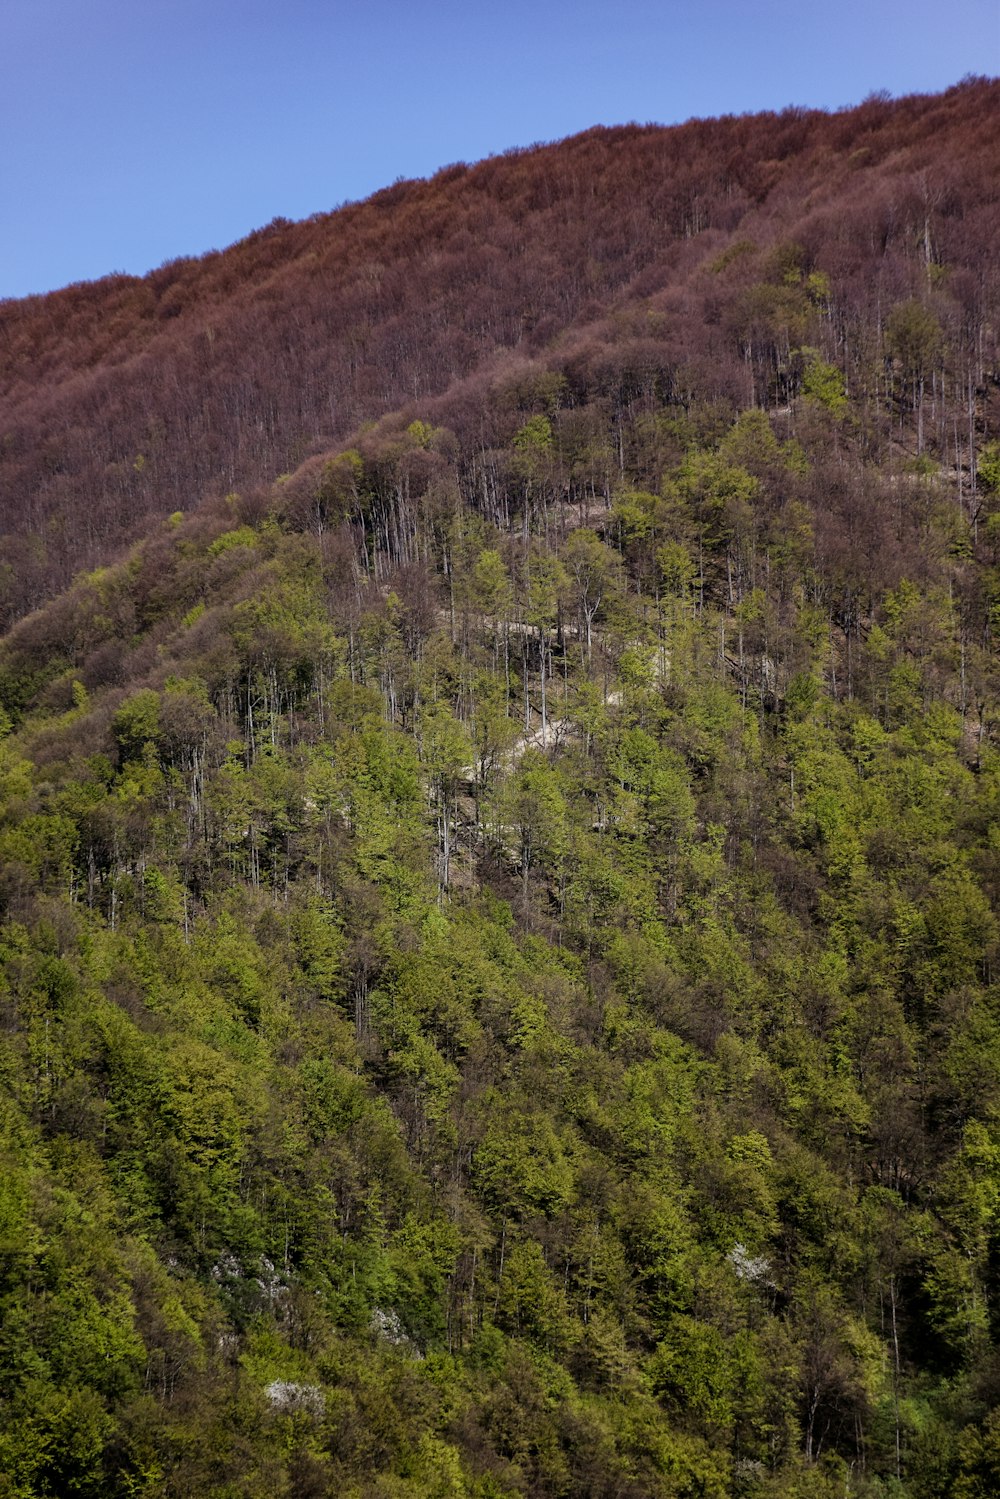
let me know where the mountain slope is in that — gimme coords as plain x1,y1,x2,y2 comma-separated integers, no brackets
1,78,997,621
1,80,1000,1499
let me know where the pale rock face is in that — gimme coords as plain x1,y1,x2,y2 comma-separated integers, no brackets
370,1305,408,1343
255,1256,287,1302
210,1251,242,1282
264,1380,326,1415
369,1305,423,1357
727,1242,774,1287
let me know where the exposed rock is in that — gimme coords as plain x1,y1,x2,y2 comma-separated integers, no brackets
264,1380,325,1416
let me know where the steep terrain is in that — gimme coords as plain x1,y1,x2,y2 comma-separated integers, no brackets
1,79,1000,1498
0,78,997,619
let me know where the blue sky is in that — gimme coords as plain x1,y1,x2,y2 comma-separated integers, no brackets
2,0,997,299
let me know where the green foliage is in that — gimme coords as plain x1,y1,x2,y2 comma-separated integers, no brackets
208,524,259,557
801,350,848,414
512,413,553,455
886,299,942,375
2,278,1000,1497
979,441,1000,497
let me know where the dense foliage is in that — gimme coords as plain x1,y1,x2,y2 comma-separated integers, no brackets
1,80,1000,1498
0,78,997,619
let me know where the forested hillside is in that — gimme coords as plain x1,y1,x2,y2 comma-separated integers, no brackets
0,78,997,618
1,79,1000,1498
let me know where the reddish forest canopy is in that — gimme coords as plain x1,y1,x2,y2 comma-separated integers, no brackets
0,78,997,621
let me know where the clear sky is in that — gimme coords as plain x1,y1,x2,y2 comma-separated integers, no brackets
2,0,997,300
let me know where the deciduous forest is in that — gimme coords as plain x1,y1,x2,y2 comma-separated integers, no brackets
0,78,999,1497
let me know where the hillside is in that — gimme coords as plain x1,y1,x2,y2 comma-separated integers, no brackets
1,80,1000,1499
0,77,997,623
